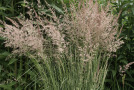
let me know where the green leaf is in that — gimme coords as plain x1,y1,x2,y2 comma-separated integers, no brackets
0,37,4,41
132,8,134,15
17,1,29,5
117,55,124,60
125,82,134,89
8,58,17,65
119,59,128,64
0,82,16,90
0,85,11,90
127,44,131,50
8,73,14,77
112,70,116,77
21,3,26,7
0,7,7,10
0,25,4,28
51,4,63,14
125,78,134,82
0,52,10,59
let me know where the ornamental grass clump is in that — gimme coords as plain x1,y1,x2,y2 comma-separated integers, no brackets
0,0,123,89
64,0,123,53
0,18,44,57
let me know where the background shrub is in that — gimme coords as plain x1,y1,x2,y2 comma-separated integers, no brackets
105,0,134,90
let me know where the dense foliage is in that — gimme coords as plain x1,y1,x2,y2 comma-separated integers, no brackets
106,0,134,90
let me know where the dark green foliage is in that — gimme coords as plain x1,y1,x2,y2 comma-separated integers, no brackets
105,0,134,90
0,0,69,20
0,39,41,89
